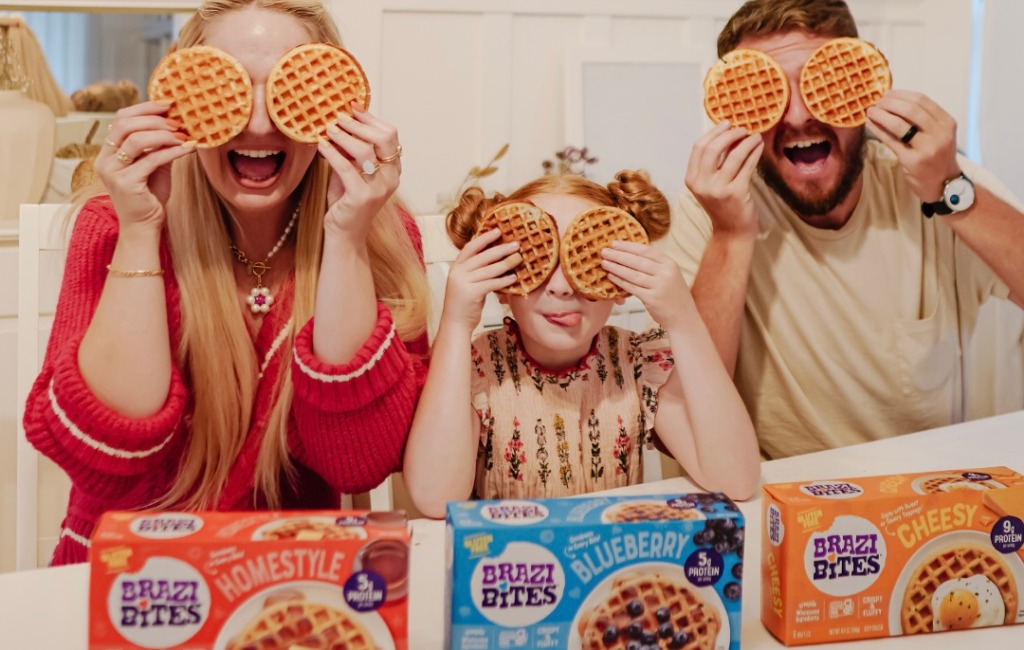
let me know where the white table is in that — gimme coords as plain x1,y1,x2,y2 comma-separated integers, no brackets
2,410,1023,648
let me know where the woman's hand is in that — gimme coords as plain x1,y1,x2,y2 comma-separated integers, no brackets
440,229,521,333
684,121,764,236
601,241,695,330
317,104,403,243
93,101,195,230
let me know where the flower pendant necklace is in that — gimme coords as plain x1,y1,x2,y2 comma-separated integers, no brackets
230,205,299,314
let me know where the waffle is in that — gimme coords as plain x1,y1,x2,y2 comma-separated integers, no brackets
258,518,361,541
703,48,789,133
225,592,374,650
475,202,559,295
799,37,891,127
578,573,720,650
604,502,704,523
148,45,253,148
267,43,371,144
560,206,649,301
900,544,1017,634
916,474,1003,494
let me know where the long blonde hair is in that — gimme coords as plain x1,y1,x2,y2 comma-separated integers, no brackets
156,0,428,509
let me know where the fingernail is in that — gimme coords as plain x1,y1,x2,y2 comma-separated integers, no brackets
336,112,354,123
166,119,183,129
506,253,524,268
350,101,366,112
326,123,341,134
154,100,172,109
174,132,189,141
181,140,197,150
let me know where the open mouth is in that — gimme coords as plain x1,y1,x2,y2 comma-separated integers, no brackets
229,149,285,182
783,138,831,172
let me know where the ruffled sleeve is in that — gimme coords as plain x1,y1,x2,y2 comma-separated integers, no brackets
630,327,675,439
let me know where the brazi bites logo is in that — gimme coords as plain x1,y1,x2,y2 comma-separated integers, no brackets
802,516,886,597
108,556,211,648
799,481,864,500
479,500,550,526
470,542,565,627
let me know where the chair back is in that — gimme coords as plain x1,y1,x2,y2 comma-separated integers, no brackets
16,203,73,570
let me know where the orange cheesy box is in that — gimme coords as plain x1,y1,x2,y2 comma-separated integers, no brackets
761,467,1024,645
88,510,410,649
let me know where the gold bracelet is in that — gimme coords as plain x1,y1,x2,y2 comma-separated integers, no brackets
106,264,164,278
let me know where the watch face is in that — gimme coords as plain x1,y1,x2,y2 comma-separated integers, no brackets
943,176,975,212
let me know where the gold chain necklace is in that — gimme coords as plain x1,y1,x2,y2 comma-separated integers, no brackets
230,205,299,314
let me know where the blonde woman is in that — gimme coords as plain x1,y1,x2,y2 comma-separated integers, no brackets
25,0,429,565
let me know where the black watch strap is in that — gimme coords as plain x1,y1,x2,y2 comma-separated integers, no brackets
921,199,952,218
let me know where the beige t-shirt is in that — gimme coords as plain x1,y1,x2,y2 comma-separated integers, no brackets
661,140,1021,458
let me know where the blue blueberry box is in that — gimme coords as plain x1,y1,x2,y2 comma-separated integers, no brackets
446,494,744,650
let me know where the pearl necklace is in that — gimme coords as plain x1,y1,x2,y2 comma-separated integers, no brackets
230,205,299,314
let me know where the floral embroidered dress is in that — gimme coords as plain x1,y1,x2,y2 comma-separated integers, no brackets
471,318,675,499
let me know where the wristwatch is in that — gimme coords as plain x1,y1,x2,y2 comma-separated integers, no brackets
921,172,976,218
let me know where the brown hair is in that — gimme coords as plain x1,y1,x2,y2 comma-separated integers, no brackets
447,170,670,249
717,0,858,56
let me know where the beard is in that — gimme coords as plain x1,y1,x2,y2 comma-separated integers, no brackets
757,129,867,218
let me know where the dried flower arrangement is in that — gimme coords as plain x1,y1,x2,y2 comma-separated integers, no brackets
542,145,598,177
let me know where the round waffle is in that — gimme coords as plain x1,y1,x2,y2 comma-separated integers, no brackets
703,48,789,133
604,502,705,523
900,544,1017,634
475,202,559,296
914,474,1005,494
267,43,371,144
148,45,253,148
225,593,374,650
578,573,720,650
560,206,649,301
800,37,891,127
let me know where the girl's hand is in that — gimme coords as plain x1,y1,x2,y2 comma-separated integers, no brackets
317,104,403,243
601,241,694,329
93,101,195,230
441,229,521,332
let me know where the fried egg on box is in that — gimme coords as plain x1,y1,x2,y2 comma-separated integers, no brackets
932,575,1006,631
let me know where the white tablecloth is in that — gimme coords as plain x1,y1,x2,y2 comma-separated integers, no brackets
2,410,1023,648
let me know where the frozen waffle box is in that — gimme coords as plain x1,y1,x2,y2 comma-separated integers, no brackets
88,510,410,649
761,466,1024,645
446,493,745,650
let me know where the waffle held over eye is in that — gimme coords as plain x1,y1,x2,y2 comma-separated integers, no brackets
267,42,371,143
703,48,790,133
148,45,254,148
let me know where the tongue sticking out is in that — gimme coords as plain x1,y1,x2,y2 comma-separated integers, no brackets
230,152,284,181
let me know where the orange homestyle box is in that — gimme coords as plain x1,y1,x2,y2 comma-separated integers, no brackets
88,510,410,649
761,467,1024,645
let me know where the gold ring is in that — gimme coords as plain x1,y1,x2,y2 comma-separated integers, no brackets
360,159,379,175
377,144,403,164
104,138,117,148
115,149,133,164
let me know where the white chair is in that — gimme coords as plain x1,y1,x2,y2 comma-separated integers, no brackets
16,203,72,570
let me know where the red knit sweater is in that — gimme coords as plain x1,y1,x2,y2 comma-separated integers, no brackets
25,196,428,565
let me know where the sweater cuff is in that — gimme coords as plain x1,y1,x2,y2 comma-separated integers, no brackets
292,303,411,412
41,338,186,477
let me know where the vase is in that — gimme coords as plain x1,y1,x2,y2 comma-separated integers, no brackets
0,89,54,221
